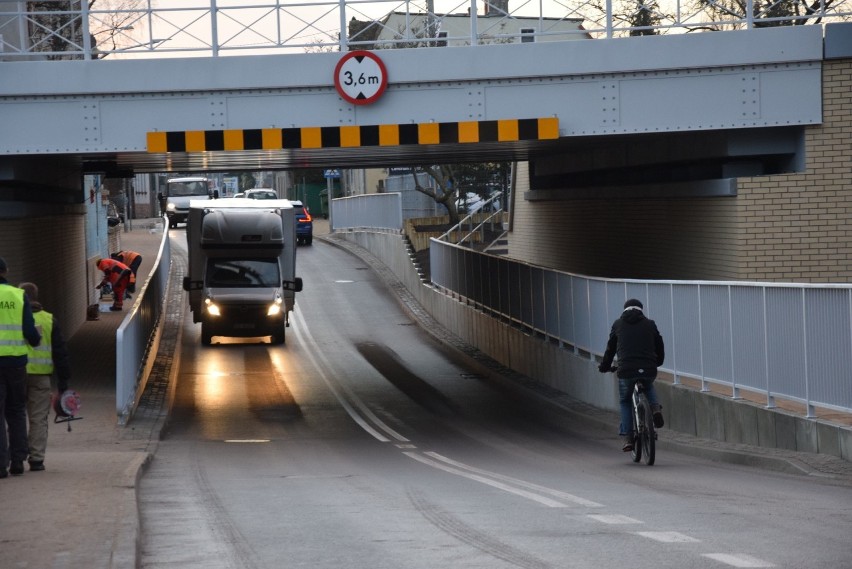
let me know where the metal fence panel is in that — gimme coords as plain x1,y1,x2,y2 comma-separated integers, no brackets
672,284,702,378
544,271,560,339
572,277,594,353
765,287,807,400
699,284,734,384
730,286,769,393
558,273,575,345
647,283,674,370
805,288,852,409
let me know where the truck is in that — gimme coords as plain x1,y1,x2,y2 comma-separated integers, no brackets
159,176,216,228
182,199,303,345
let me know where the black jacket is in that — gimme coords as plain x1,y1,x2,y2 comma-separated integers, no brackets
600,307,665,379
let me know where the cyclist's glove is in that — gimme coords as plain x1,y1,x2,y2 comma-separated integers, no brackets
598,363,611,373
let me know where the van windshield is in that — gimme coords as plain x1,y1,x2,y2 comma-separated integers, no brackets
168,180,209,197
206,259,280,288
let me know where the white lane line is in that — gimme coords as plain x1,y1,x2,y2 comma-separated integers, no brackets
702,554,775,567
291,307,408,443
404,452,570,507
424,451,605,508
587,514,643,524
636,531,700,543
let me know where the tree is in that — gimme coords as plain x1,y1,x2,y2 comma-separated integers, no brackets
689,0,840,29
26,0,144,59
586,0,670,36
409,162,510,226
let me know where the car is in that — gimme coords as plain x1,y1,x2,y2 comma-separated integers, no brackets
232,192,245,199
244,188,278,200
291,200,313,245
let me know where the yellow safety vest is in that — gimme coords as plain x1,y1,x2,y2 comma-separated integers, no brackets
0,284,27,357
26,310,53,375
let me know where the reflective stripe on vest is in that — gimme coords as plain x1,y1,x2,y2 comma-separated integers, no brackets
0,284,27,356
26,310,53,374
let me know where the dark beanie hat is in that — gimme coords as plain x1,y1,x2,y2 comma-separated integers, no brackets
624,298,643,310
0,256,6,272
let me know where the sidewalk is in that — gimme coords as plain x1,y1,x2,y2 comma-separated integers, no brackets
2,218,169,568
2,216,851,568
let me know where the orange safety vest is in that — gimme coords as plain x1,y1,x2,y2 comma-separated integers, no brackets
97,258,132,285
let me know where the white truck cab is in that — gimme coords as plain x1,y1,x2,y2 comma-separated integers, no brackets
159,177,215,228
182,198,302,345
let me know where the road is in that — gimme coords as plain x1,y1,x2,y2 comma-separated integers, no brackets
139,236,852,569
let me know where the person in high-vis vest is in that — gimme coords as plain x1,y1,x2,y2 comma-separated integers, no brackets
110,250,142,297
18,282,71,472
0,257,41,478
95,257,132,311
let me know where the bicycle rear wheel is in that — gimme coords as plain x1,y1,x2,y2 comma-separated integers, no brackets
639,397,656,465
631,436,642,462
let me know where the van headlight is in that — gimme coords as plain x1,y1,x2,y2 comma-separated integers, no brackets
166,202,176,211
267,296,283,316
205,297,221,316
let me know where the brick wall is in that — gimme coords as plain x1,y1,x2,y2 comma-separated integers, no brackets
509,57,851,283
509,163,741,280
735,59,852,282
0,214,89,337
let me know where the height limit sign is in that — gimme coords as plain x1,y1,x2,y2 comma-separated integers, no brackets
334,51,388,106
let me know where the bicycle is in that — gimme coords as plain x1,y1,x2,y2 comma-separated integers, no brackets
629,380,656,466
610,366,656,466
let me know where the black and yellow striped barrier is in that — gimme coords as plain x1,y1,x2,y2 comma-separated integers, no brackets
147,118,559,152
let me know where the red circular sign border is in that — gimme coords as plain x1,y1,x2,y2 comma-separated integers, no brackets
334,50,388,106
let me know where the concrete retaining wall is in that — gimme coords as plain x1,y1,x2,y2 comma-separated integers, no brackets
337,230,852,462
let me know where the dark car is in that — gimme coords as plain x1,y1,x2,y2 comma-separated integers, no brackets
291,200,313,245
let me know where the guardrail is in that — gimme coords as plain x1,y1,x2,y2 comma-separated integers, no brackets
430,239,852,417
331,192,403,232
0,0,848,59
115,217,170,422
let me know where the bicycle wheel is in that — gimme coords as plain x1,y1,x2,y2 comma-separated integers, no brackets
631,433,642,463
639,396,656,465
631,394,642,463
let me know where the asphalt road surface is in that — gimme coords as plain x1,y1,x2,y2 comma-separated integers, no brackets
139,236,852,569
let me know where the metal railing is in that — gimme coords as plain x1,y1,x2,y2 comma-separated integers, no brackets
331,192,403,232
438,190,505,248
430,239,852,417
0,0,848,59
115,217,170,422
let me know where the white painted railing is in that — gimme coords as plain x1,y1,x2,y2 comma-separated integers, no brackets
0,0,848,59
331,192,403,231
115,217,170,422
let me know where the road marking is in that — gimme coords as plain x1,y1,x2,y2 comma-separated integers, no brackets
636,531,700,543
291,307,409,443
702,554,775,567
424,452,604,508
404,451,570,507
588,514,643,524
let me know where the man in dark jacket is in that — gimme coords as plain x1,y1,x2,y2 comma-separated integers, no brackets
598,298,665,452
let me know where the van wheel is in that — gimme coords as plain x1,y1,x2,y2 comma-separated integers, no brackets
305,236,312,246
271,330,285,345
201,323,213,346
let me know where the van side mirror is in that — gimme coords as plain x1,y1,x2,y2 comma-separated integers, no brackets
212,189,220,199
283,277,303,292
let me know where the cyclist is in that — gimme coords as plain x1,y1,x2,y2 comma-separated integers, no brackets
598,299,665,452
